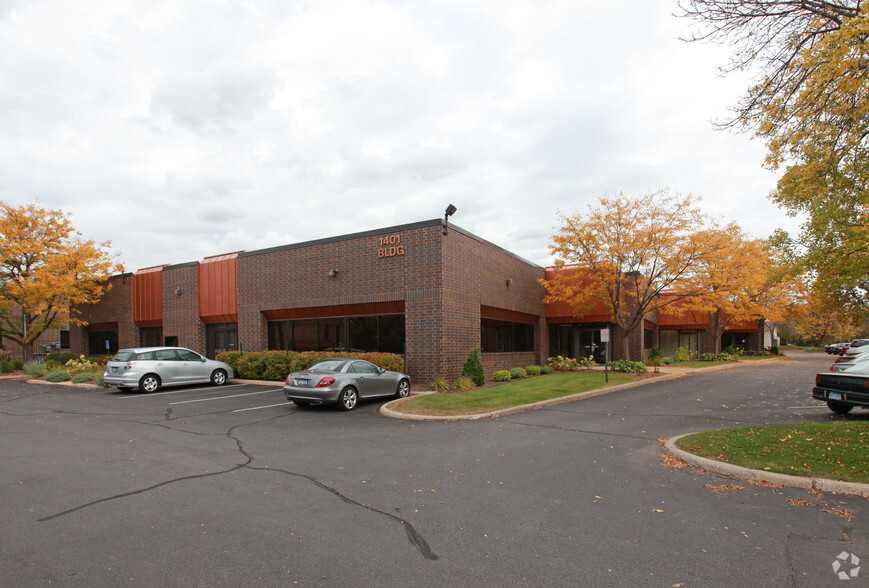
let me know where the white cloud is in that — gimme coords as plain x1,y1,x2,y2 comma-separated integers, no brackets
0,0,799,272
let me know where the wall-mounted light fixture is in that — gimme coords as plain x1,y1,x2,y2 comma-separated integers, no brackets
506,279,513,286
328,269,338,277
174,287,182,296
442,203,457,235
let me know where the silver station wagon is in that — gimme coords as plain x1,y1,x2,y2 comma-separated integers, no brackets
103,347,234,393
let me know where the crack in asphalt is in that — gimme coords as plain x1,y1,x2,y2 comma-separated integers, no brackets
36,411,439,561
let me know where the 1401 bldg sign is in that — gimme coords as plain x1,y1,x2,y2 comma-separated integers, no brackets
377,234,405,258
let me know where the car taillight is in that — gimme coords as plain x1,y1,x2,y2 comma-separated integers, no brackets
285,375,292,385
816,374,822,384
124,361,137,370
316,377,336,387
834,358,842,363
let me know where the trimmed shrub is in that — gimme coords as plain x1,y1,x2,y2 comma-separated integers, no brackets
452,377,476,391
578,356,596,370
525,365,541,376
11,359,24,371
25,359,47,378
0,359,11,373
0,350,10,362
71,372,98,384
540,365,552,374
493,370,512,382
674,347,692,362
510,367,526,379
63,355,102,374
716,352,736,361
462,349,485,387
431,377,450,392
701,353,717,362
548,356,579,371
216,350,406,381
609,360,647,374
663,357,674,365
770,346,780,356
46,370,71,382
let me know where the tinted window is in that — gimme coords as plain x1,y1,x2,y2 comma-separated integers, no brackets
155,349,177,361
308,360,346,372
350,361,379,374
177,349,201,361
137,351,155,360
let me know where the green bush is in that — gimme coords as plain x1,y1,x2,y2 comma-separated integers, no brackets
216,350,406,381
71,372,98,384
431,377,449,392
0,359,11,373
493,370,512,382
525,365,541,376
701,353,717,362
540,365,552,374
578,356,596,369
462,349,485,387
452,377,476,391
45,370,71,382
674,347,693,362
548,356,579,371
663,357,674,365
769,346,780,356
25,359,47,378
509,367,526,379
717,352,736,361
0,350,10,362
609,360,647,374
11,359,24,370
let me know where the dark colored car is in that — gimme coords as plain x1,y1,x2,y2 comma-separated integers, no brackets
813,363,869,414
283,358,410,410
826,342,850,354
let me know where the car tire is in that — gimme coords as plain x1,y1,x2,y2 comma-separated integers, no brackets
139,374,161,393
396,379,410,399
828,400,854,414
337,387,358,411
211,369,228,386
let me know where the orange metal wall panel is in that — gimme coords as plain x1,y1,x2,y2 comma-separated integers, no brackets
132,266,164,327
725,319,759,332
262,301,405,321
198,253,239,324
657,295,710,329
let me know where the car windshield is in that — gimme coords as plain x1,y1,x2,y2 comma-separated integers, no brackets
307,360,346,372
850,340,869,348
112,350,136,362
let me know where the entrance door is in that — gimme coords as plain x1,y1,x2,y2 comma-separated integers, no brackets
579,327,607,363
206,323,238,358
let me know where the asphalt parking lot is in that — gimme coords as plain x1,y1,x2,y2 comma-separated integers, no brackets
1,352,867,586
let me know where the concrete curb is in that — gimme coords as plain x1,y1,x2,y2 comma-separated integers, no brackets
664,433,869,496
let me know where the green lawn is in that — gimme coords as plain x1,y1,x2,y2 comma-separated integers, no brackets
675,422,869,483
392,372,635,416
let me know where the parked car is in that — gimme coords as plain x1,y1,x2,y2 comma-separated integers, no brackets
814,361,869,414
283,358,410,410
831,340,869,369
826,342,850,354
103,347,234,393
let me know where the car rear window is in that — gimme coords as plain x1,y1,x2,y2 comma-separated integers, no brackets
309,360,346,372
112,351,136,362
851,340,869,348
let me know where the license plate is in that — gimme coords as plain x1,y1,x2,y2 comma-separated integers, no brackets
111,367,118,373
296,378,309,386
828,391,842,401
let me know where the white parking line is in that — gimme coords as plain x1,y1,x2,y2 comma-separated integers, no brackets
788,405,826,409
169,388,282,405
233,402,290,413
117,383,251,399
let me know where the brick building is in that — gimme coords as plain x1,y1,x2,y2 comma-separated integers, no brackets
51,218,766,382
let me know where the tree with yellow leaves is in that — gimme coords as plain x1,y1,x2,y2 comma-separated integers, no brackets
680,1,869,318
684,223,800,354
0,202,124,359
542,190,722,361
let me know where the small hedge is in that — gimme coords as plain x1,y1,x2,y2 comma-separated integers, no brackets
216,350,405,381
45,370,71,382
71,372,98,384
525,365,541,376
509,367,527,379
462,349,485,387
609,360,647,374
493,370,512,382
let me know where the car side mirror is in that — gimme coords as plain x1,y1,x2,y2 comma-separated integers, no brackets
379,367,385,374
201,357,206,363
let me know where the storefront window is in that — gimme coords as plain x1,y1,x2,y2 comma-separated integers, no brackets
269,315,405,354
481,318,534,353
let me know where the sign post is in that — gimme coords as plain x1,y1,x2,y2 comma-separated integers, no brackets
600,328,610,383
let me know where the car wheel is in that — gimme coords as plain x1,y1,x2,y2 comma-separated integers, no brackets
211,369,228,386
396,379,410,399
337,387,358,411
828,400,854,414
139,374,161,393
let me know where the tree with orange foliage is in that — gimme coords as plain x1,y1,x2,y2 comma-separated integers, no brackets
0,202,124,359
684,223,800,354
793,291,857,345
542,190,722,361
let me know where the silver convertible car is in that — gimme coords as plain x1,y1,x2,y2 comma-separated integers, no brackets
283,358,411,410
103,347,234,393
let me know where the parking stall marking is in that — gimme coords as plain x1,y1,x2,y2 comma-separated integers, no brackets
232,402,291,413
116,383,253,399
169,388,283,405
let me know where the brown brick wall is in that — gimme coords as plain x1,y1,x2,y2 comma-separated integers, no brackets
71,273,135,354
162,263,206,352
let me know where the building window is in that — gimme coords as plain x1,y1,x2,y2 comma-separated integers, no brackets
268,314,405,354
481,318,534,353
644,328,654,350
59,330,70,349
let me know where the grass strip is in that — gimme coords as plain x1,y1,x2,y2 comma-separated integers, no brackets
392,372,635,416
676,422,869,483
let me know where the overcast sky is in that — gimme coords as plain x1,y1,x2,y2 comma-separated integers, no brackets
0,0,796,272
